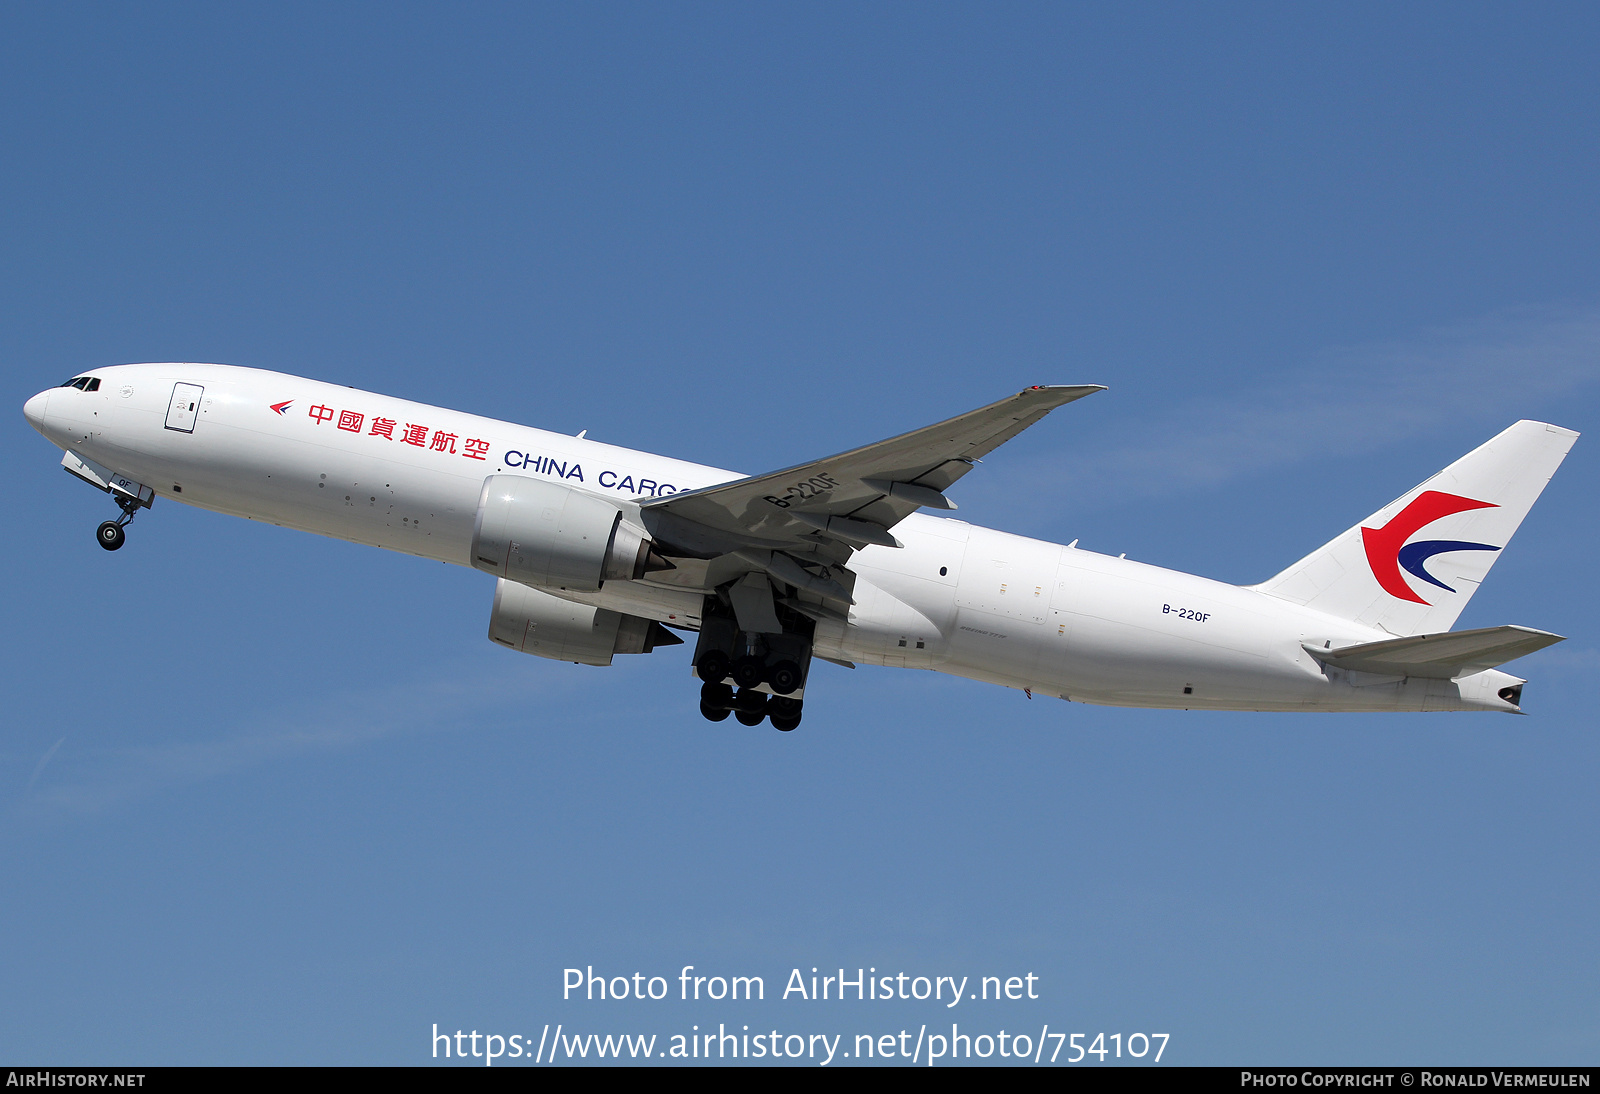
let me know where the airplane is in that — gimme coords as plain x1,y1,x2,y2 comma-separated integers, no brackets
23,363,1579,731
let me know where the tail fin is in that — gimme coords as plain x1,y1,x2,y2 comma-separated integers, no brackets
1254,420,1579,635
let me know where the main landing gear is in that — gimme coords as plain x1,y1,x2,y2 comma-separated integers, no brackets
691,596,813,731
95,493,144,552
697,678,805,731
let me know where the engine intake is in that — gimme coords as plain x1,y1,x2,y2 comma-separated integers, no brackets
488,579,682,666
471,474,666,591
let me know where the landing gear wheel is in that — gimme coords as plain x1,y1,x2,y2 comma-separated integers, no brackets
733,687,767,725
769,696,802,720
769,696,802,730
699,701,732,722
768,660,802,695
733,688,768,716
700,681,734,709
97,521,126,551
696,650,730,684
732,655,766,689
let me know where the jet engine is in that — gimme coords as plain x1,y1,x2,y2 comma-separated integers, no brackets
488,579,681,666
471,474,668,591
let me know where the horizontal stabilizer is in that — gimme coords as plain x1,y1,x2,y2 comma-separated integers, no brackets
1303,625,1564,680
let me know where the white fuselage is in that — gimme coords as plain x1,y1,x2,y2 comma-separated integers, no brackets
24,363,1521,713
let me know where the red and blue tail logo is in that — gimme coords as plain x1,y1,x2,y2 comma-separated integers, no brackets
1361,491,1500,604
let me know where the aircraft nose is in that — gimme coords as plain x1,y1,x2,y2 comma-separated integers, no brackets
23,390,49,434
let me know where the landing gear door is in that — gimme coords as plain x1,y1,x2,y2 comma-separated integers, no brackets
165,383,204,433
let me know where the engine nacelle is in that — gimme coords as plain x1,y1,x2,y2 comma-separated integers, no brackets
471,474,657,591
488,579,681,666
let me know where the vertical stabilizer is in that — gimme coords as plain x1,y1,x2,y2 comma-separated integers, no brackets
1253,421,1578,635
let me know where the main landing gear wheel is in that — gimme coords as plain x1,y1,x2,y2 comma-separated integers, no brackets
733,688,767,726
731,655,766,689
768,660,802,695
769,696,802,732
699,681,734,722
696,650,730,684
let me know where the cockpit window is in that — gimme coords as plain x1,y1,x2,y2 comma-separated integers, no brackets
57,377,100,391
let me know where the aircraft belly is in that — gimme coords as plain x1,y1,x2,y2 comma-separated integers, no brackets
835,575,947,668
1053,614,1304,706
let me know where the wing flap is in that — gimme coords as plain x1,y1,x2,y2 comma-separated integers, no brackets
1304,625,1564,679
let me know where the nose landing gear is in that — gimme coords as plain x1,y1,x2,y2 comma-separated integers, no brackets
95,493,144,552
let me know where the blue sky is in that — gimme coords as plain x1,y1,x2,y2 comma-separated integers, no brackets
3,3,1597,1065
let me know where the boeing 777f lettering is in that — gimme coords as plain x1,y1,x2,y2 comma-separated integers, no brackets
23,364,1578,730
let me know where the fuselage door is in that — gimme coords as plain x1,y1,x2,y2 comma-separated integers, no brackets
165,383,204,433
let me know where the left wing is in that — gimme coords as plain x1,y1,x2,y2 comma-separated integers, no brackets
639,385,1103,572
